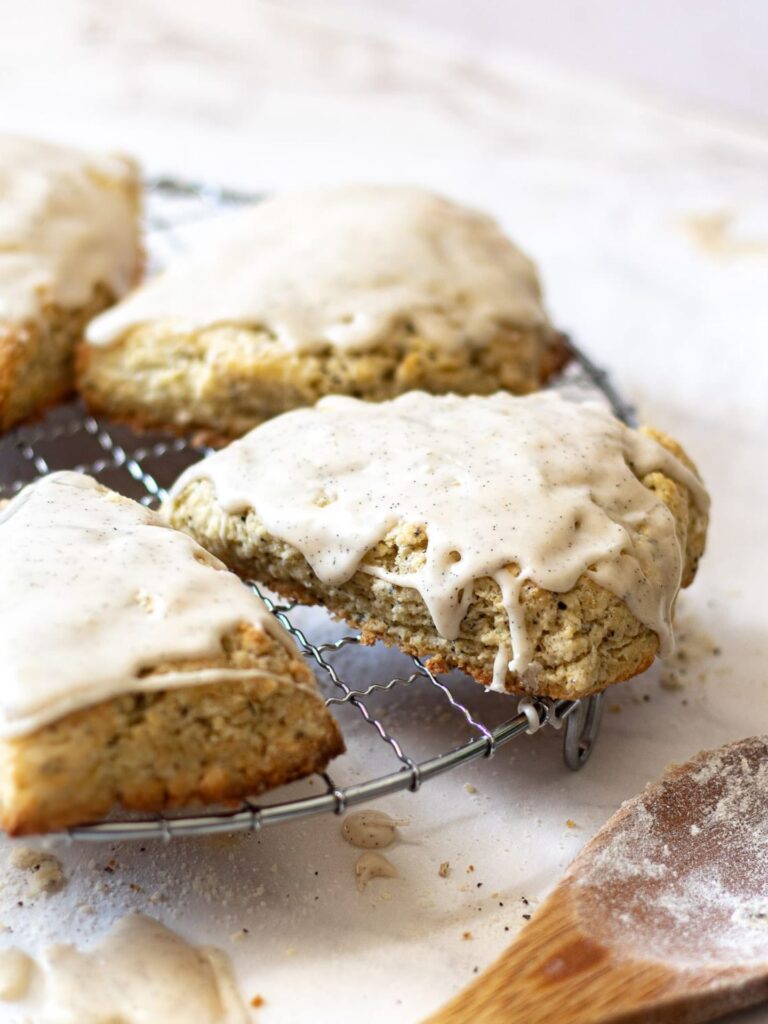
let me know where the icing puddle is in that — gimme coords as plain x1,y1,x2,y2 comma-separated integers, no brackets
0,914,249,1023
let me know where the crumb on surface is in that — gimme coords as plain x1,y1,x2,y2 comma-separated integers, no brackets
660,669,684,691
462,931,472,940
566,819,579,829
466,864,475,874
438,862,450,878
9,847,64,895
250,994,265,1008
464,783,477,795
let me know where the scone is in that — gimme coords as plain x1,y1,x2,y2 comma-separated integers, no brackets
166,391,709,700
0,472,342,835
78,185,566,441
0,136,142,433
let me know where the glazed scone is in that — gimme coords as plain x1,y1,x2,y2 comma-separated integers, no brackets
166,392,709,700
0,472,342,835
0,136,142,433
78,185,566,440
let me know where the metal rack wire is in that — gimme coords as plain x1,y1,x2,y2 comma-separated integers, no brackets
0,178,634,841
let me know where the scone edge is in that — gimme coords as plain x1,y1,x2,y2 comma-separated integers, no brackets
0,163,144,434
0,623,343,836
75,320,568,442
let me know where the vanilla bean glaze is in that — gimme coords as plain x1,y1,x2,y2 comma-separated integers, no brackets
7,915,249,1023
86,185,547,351
0,472,296,738
169,392,708,690
0,136,138,323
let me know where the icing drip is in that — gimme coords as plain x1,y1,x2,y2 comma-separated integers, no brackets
170,391,708,691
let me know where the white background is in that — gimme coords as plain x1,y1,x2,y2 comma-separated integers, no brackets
311,0,768,125
0,3,767,1021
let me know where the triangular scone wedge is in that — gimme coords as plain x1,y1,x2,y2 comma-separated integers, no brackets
0,136,142,433
166,391,709,701
0,472,343,835
77,185,566,442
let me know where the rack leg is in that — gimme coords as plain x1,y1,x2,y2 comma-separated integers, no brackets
562,692,605,771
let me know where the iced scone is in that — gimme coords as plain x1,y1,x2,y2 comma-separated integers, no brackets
0,472,342,835
0,136,142,432
78,185,566,440
166,392,709,700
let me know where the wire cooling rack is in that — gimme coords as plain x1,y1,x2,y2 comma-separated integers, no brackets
0,178,636,841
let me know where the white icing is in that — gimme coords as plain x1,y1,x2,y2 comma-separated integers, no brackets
355,852,398,891
0,472,298,738
170,391,709,691
342,809,400,849
86,185,547,351
0,947,33,1001
0,136,139,323
11,915,249,1023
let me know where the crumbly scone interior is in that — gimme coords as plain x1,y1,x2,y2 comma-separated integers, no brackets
76,319,559,441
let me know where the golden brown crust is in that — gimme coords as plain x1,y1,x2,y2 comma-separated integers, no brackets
229,572,657,694
167,432,707,701
0,623,343,835
539,330,573,381
0,276,141,435
0,162,143,434
420,648,657,692
71,358,235,449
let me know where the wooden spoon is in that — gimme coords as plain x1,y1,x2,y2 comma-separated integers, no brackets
428,735,768,1024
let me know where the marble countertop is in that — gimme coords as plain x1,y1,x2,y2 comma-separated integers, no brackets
1,3,767,1021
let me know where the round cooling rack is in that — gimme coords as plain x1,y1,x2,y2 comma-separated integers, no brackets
0,178,637,842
